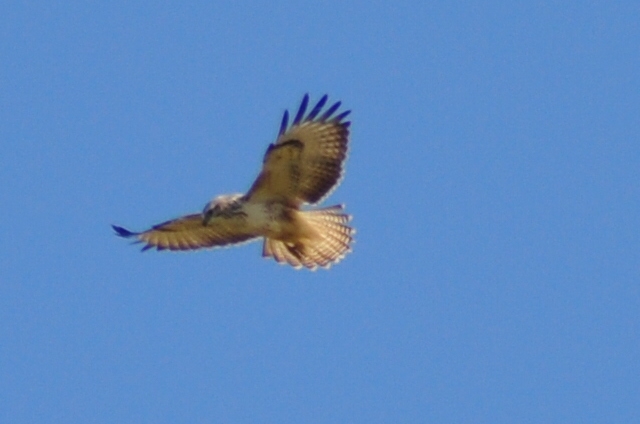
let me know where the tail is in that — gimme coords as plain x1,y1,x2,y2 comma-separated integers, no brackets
262,205,355,270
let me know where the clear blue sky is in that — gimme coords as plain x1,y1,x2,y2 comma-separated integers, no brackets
1,1,638,422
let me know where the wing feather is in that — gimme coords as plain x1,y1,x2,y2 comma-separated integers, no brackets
278,110,289,137
292,93,309,125
306,94,328,120
247,94,350,205
319,101,342,121
112,213,259,252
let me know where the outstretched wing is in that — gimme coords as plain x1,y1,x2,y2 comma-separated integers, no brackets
112,213,259,251
246,94,350,205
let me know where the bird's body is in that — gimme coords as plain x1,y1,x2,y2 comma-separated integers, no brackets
113,94,354,270
239,201,302,242
204,195,298,241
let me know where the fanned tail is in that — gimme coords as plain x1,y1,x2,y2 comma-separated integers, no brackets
262,205,355,270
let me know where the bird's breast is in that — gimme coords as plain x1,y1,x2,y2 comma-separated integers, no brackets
241,202,293,238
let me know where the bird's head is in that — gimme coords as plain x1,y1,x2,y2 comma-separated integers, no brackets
202,193,244,225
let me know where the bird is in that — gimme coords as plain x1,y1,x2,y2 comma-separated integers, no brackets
112,94,354,270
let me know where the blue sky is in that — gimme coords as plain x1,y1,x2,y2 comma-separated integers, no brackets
1,1,638,422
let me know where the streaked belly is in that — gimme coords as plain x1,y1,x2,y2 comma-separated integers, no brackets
242,202,293,238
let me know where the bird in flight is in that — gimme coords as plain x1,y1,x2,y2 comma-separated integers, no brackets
113,94,354,270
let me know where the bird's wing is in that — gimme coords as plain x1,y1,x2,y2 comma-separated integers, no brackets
112,213,259,251
246,94,350,205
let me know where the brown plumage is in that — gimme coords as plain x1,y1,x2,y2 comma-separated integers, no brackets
113,94,354,270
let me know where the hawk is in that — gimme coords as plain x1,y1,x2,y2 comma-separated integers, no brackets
113,94,354,270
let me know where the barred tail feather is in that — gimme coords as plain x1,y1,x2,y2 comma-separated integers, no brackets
262,205,355,270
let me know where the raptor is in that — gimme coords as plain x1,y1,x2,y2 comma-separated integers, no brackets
113,94,354,270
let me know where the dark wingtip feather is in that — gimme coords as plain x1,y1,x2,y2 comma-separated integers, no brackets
307,95,328,121
319,101,342,121
332,109,351,122
279,110,289,136
112,225,137,238
292,93,309,126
